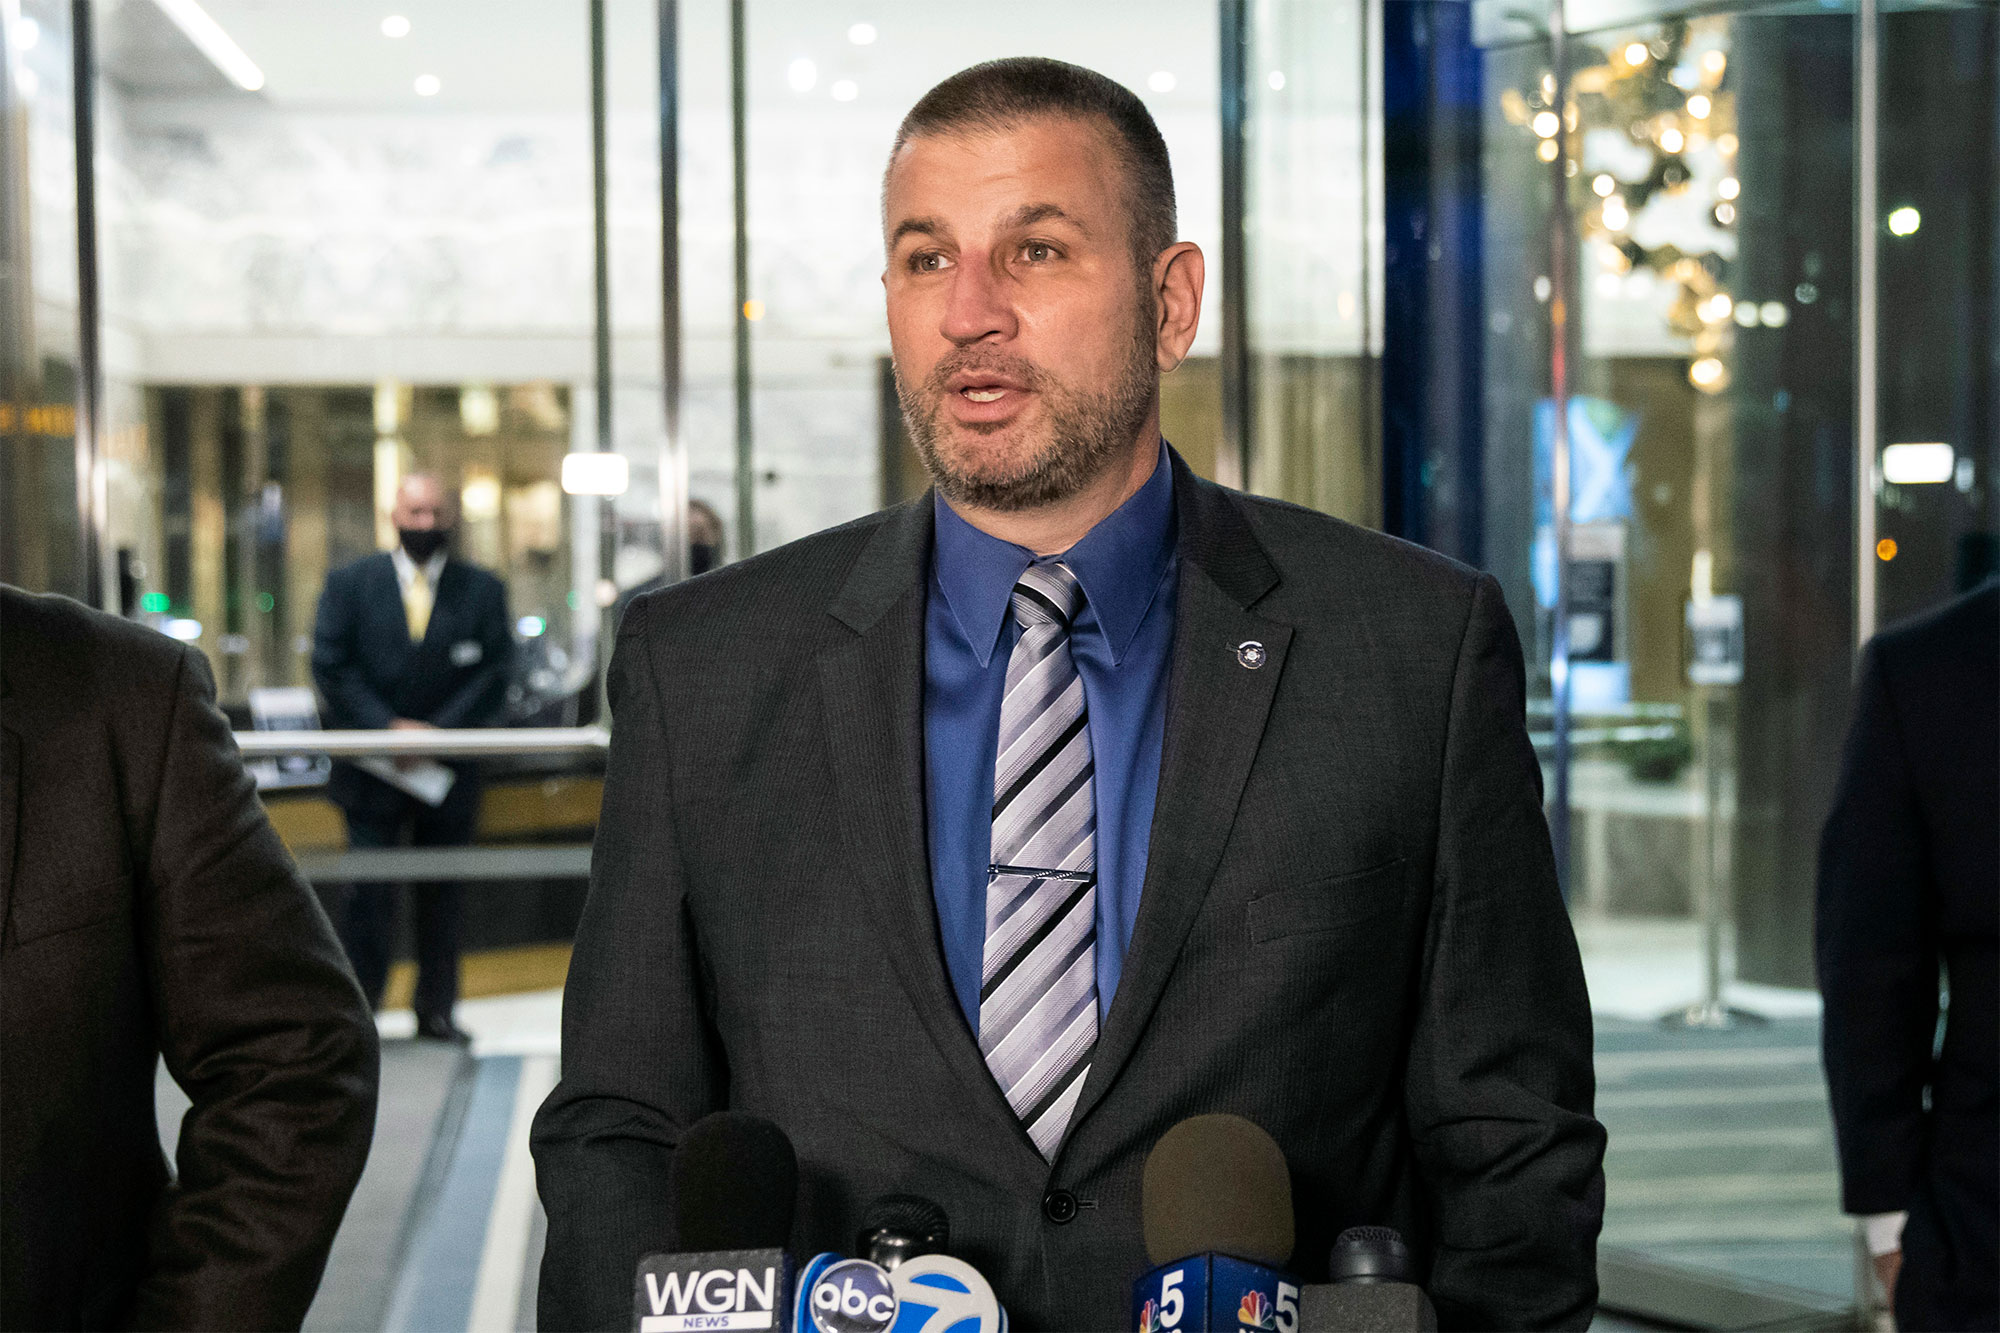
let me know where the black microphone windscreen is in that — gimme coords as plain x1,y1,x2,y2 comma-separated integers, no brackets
1141,1113,1295,1267
669,1112,798,1252
858,1193,950,1267
1328,1225,1415,1285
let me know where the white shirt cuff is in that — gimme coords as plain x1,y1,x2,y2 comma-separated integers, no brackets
1862,1211,1908,1257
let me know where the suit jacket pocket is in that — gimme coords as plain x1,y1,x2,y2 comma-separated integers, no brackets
10,872,126,945
1247,857,1409,944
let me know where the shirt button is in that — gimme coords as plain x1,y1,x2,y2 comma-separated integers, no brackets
1043,1189,1078,1224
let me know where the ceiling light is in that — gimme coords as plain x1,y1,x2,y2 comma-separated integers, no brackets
1702,50,1726,77
1659,127,1685,153
1718,176,1740,200
153,0,266,91
1601,199,1630,230
1733,301,1760,327
1532,110,1561,138
1689,356,1726,391
1537,138,1559,163
1759,301,1788,327
562,452,631,497
1686,93,1711,119
847,22,876,45
1887,206,1920,236
1148,70,1177,93
1592,173,1616,197
787,57,817,93
381,14,410,38
1624,42,1649,66
414,73,440,96
831,79,858,102
1718,132,1739,155
1267,70,1286,91
1881,442,1954,485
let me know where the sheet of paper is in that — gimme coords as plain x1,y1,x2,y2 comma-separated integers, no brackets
354,756,457,808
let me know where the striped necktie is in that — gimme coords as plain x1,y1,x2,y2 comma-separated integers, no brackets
980,561,1097,1160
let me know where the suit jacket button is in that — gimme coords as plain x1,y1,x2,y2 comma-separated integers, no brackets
1042,1189,1078,1224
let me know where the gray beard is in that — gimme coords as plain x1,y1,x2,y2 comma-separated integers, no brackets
895,307,1158,514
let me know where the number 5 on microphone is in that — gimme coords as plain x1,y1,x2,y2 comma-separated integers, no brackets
1274,1282,1298,1333
1136,1267,1188,1332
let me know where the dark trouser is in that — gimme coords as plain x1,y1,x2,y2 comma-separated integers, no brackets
334,769,479,1025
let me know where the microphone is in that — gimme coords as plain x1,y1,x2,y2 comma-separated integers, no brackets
1132,1115,1301,1333
857,1195,949,1272
1295,1227,1437,1333
634,1112,799,1332
794,1197,1005,1333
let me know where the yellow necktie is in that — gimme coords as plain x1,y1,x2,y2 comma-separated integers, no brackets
405,566,433,642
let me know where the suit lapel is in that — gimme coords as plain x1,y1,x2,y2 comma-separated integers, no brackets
0,712,18,932
817,500,1036,1155
1070,457,1293,1133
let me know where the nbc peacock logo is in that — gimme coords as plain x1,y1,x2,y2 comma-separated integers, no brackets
1237,1289,1275,1330
1140,1297,1163,1333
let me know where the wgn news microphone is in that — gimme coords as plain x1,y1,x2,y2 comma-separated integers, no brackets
634,1114,799,1332
794,1194,1008,1333
1132,1116,1301,1333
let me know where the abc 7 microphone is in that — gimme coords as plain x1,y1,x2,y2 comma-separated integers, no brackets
794,1195,1007,1333
634,1113,799,1333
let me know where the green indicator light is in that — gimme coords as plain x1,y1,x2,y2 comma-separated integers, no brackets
141,592,170,613
566,590,580,609
256,591,275,613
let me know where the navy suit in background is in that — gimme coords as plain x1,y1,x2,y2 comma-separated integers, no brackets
1818,580,1999,1332
312,551,512,1026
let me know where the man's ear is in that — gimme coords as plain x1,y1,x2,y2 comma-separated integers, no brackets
1153,242,1205,371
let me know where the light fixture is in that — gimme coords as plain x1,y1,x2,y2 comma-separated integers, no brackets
1887,206,1921,236
742,299,765,322
1876,538,1898,562
1734,302,1760,327
1601,199,1630,230
1532,110,1560,138
1717,132,1739,155
1700,293,1734,323
1537,138,1559,163
1686,93,1711,119
1267,70,1286,91
414,73,440,96
561,452,631,497
1713,202,1736,225
459,386,499,436
1881,442,1955,485
517,615,547,638
1702,50,1726,77
1592,173,1616,197
787,57,817,93
847,22,876,45
1689,356,1726,390
460,474,502,519
1148,70,1177,93
153,0,266,91
1659,126,1685,153
164,618,204,641
1718,176,1740,200
1624,42,1648,66
381,14,410,38
831,79,858,102
1760,301,1789,326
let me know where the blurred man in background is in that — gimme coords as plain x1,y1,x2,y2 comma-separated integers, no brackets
1818,579,1999,1332
312,472,512,1042
1,585,378,1330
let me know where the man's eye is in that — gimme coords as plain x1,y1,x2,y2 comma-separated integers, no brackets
1022,242,1055,263
910,252,950,273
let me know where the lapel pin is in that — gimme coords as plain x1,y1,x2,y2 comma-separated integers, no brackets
1236,640,1267,670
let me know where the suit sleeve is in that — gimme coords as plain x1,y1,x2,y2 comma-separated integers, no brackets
1404,574,1606,1331
532,595,726,1331
429,574,515,728
1815,639,1936,1216
311,569,397,730
128,646,381,1332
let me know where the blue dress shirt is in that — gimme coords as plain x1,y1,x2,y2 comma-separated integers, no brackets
924,443,1180,1034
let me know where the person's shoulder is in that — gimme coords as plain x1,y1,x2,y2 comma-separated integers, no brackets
620,504,914,647
1226,488,1487,617
1871,578,1999,683
326,550,391,589
0,585,189,712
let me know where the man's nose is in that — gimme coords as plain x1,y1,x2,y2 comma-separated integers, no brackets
938,255,1017,346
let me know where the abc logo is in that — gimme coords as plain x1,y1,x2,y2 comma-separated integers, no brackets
808,1259,898,1333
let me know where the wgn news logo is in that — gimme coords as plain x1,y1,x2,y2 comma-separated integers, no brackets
637,1250,794,1332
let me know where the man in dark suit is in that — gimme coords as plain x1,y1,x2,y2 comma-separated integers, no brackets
312,472,512,1042
0,586,379,1331
1818,580,1999,1332
534,58,1603,1331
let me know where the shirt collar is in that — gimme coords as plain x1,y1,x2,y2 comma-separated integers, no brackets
932,439,1176,669
391,544,447,587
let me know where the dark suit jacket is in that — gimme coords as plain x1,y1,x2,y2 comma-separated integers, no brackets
532,457,1605,1331
0,587,380,1331
1818,581,1999,1331
310,552,512,816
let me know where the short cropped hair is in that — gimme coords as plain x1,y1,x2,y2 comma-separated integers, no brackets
887,57,1178,275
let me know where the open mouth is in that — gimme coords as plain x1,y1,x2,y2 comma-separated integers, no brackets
961,387,1007,403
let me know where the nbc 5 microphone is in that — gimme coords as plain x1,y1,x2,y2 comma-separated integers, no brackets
633,1112,799,1333
1132,1115,1302,1333
1295,1227,1437,1333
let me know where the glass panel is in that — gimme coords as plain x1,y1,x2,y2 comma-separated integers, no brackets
1243,0,1379,522
730,1,1225,555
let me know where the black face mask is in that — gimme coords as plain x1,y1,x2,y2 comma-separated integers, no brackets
690,542,718,576
399,527,450,562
